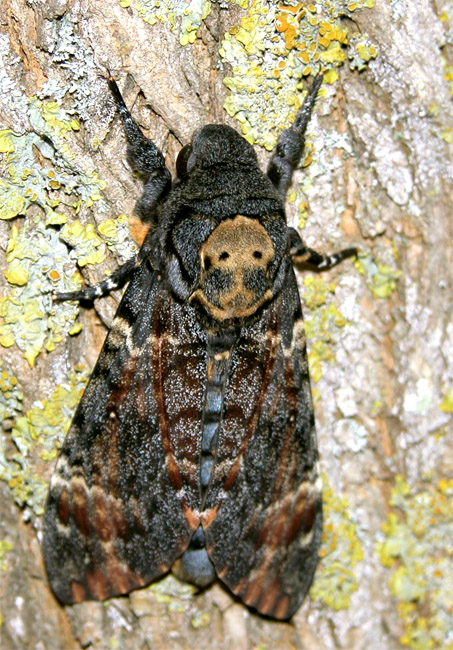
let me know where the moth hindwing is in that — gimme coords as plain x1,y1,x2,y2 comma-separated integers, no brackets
43,74,357,620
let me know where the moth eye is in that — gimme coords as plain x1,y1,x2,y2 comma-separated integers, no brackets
176,143,192,177
219,251,229,261
204,256,212,271
253,250,262,259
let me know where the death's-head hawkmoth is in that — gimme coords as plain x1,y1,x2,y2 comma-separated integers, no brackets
43,74,357,620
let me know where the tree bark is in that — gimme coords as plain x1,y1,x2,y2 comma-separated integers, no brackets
0,1,451,648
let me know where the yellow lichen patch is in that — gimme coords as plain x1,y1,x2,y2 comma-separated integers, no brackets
220,0,377,148
4,259,30,286
41,101,80,134
147,574,197,612
0,130,15,154
348,32,378,70
303,275,337,309
443,62,453,96
440,127,453,143
355,252,402,299
324,68,339,83
0,540,14,570
310,475,364,609
97,213,138,261
24,372,88,460
439,386,453,413
29,98,79,161
191,612,211,629
376,476,453,650
75,171,107,209
68,322,83,336
60,219,105,267
0,92,117,365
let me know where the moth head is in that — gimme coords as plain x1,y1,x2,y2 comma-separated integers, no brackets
176,125,257,176
189,215,275,321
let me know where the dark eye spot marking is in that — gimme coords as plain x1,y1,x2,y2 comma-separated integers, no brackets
219,251,230,261
253,250,263,259
204,257,212,271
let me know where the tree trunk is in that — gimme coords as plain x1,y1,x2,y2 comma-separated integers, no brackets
0,1,451,648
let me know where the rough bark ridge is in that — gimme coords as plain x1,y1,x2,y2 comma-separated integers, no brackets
0,1,452,649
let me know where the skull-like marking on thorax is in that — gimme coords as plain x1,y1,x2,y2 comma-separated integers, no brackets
190,215,275,321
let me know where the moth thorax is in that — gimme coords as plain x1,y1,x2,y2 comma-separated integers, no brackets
190,215,275,321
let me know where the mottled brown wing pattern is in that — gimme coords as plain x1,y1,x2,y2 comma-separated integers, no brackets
41,75,358,618
43,263,206,603
202,265,322,620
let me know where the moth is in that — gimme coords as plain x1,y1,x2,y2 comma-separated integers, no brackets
43,74,357,620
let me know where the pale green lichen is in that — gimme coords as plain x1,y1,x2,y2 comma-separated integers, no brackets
0,366,89,517
1,212,136,367
57,212,137,272
0,95,125,366
0,361,24,424
148,574,197,613
376,476,453,650
287,140,317,228
0,218,82,367
0,540,14,571
354,252,402,299
348,32,378,70
190,612,211,629
59,212,137,274
136,0,211,45
0,447,47,519
288,188,309,229
220,0,376,149
310,475,364,609
122,0,250,39
302,276,349,382
403,378,432,415
0,99,105,225
30,98,80,155
15,366,89,462
42,16,99,119
122,0,253,46
440,127,453,143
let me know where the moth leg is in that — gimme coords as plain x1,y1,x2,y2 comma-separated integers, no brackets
108,78,172,233
267,73,323,197
289,227,357,270
54,254,140,301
